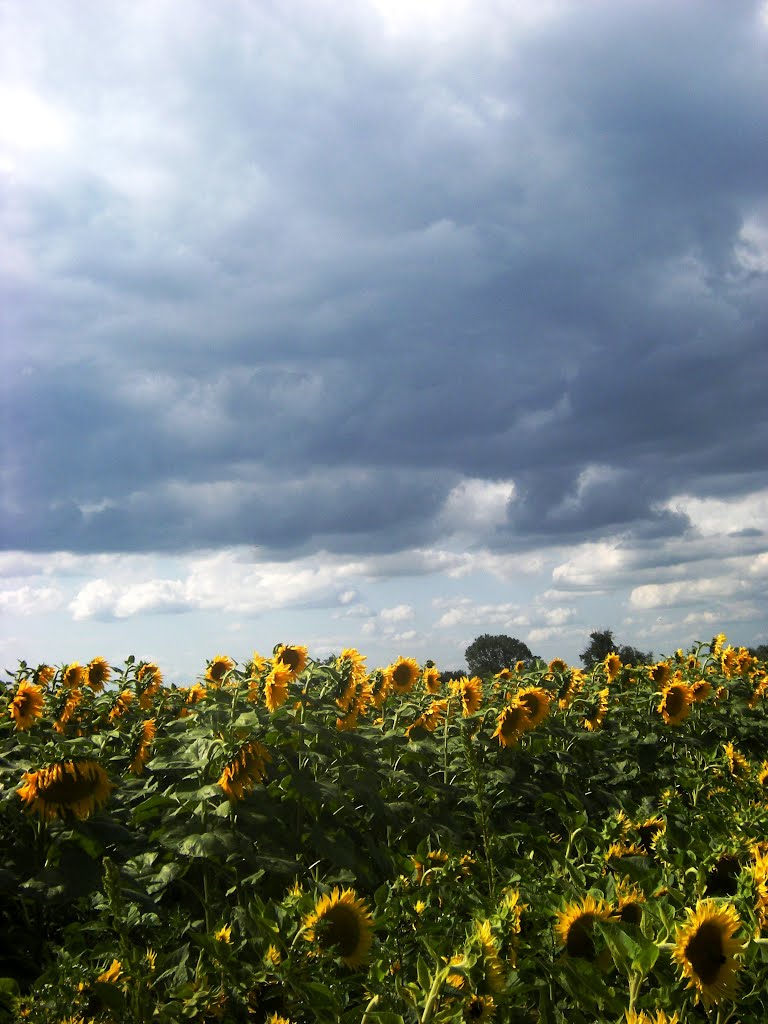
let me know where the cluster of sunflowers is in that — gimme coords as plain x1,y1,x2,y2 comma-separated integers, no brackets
2,634,768,1022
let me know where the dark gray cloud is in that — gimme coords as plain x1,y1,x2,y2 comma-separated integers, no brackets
2,0,767,557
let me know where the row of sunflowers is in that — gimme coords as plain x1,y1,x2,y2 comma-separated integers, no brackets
2,635,768,1022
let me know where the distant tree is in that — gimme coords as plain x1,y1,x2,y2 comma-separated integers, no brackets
749,644,768,662
465,634,534,676
580,629,652,669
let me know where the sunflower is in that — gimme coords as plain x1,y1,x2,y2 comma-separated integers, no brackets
559,669,586,709
246,651,268,678
657,681,694,725
264,664,291,712
616,878,646,925
449,676,483,716
367,669,391,708
423,665,442,694
206,654,235,686
491,699,531,747
52,687,82,735
214,924,232,944
388,656,421,695
516,686,550,728
711,633,727,658
554,894,613,961
548,657,568,674
475,919,505,993
18,760,114,820
635,816,665,855
97,959,123,984
36,664,56,687
185,682,207,706
129,719,156,775
218,741,271,801
303,887,374,968
86,656,111,692
9,680,45,730
273,644,309,681
108,689,134,723
757,761,768,789
406,699,448,740
463,994,495,1021
584,687,609,731
690,679,712,703
61,662,86,689
724,741,750,780
136,663,163,710
625,1012,679,1024
412,849,449,884
649,661,672,688
604,652,622,682
266,1016,293,1024
671,899,744,1006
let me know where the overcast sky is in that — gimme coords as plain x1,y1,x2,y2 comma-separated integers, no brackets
2,0,767,679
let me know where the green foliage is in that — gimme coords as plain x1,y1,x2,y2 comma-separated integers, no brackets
1,639,768,1021
464,634,534,676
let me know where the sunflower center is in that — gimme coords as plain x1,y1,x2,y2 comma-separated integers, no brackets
15,694,34,716
666,688,685,716
41,773,98,804
619,902,643,925
566,916,596,960
318,904,361,958
686,922,726,984
392,664,411,688
279,649,301,671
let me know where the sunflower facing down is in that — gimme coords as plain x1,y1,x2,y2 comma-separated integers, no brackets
583,687,609,731
555,894,613,961
128,719,157,775
303,887,374,968
422,665,442,694
671,899,745,1006
463,994,495,1021
18,760,114,820
218,741,271,801
264,664,291,713
9,680,45,730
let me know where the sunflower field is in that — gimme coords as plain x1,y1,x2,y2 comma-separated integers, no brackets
3,637,768,1023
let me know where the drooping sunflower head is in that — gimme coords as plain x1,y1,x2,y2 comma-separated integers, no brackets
273,644,309,680
86,657,111,692
723,741,750,780
515,686,551,729
218,741,271,801
555,894,613,961
367,669,391,708
690,678,712,703
548,657,569,674
9,681,45,731
303,887,374,968
206,654,235,686
128,719,157,775
388,656,421,695
604,652,622,682
264,664,291,713
672,899,744,1006
657,681,694,725
18,760,114,821
449,676,483,717
492,700,531,747
583,687,609,731
705,853,742,897
474,919,505,993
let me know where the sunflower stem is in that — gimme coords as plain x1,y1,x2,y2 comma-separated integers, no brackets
460,725,496,900
419,964,451,1023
